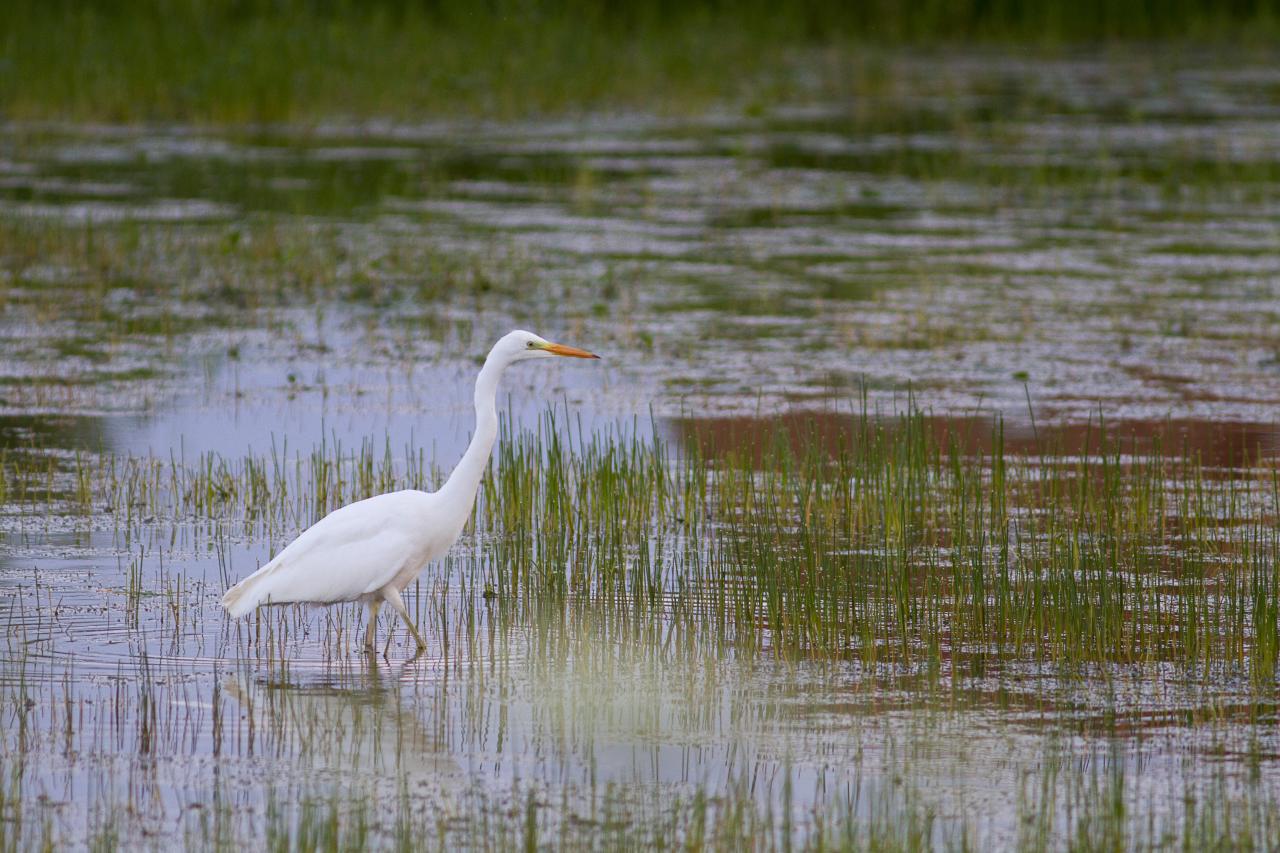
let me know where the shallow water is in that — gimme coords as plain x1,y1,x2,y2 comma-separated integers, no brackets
7,536,1278,847
4,49,1280,847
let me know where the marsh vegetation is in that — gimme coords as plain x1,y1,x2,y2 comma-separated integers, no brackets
3,37,1280,850
7,0,1279,123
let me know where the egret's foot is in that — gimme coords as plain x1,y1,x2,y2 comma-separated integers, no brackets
381,586,429,655
399,620,429,653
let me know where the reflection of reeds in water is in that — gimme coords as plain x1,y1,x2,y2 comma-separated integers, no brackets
3,703,1276,850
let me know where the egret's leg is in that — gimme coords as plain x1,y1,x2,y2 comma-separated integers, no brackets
363,599,382,652
381,587,427,651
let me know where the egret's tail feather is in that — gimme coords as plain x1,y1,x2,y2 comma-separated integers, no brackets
222,573,268,618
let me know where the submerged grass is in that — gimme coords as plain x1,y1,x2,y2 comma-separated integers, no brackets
0,218,529,312
5,404,1280,677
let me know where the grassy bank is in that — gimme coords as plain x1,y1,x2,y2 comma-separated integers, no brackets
3,0,1280,123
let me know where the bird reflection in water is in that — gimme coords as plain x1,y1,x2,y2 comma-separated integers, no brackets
222,657,464,783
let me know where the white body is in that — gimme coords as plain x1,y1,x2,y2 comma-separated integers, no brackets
222,489,460,617
220,329,598,650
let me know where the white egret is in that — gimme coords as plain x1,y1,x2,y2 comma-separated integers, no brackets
220,330,599,652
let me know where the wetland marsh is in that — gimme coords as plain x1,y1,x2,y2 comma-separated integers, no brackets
4,48,1280,850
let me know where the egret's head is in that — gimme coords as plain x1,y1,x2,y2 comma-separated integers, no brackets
494,329,600,364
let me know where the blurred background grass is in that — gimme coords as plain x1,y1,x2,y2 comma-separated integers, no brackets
2,0,1278,122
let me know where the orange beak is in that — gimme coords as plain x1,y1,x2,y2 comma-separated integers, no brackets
543,342,600,359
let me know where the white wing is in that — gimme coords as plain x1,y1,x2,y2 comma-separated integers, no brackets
221,490,435,616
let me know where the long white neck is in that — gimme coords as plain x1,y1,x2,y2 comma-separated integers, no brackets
434,355,504,514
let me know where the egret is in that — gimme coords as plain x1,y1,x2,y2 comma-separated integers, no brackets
220,330,599,653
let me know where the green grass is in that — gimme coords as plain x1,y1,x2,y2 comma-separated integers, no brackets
7,404,1280,676
4,0,1280,123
